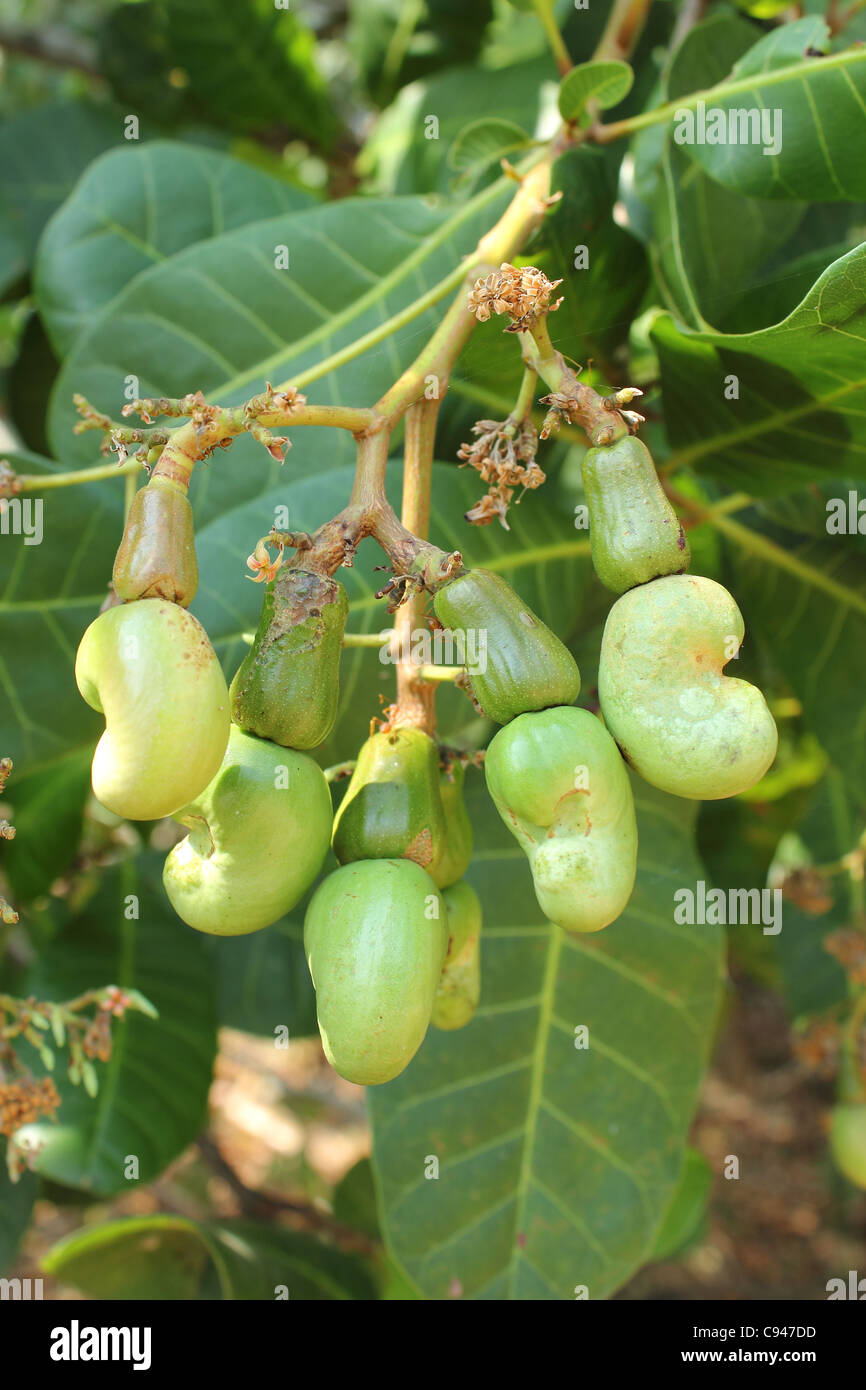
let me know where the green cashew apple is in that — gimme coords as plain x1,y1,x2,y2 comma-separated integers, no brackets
332,727,448,880
829,1103,866,1189
304,859,447,1085
432,880,482,1031
598,574,778,800
433,568,580,724
231,566,348,750
435,760,473,888
113,475,198,606
75,599,230,820
582,434,690,593
485,705,637,933
163,724,332,936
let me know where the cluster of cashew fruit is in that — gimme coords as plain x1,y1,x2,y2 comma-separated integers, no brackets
73,412,780,1090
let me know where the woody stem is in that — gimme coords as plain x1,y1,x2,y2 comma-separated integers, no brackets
394,397,441,732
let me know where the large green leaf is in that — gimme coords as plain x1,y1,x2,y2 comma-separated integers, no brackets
0,452,120,769
1,746,92,903
653,243,866,493
16,857,217,1195
678,19,866,202
212,911,316,1038
369,772,724,1300
649,12,804,332
35,141,314,357
0,100,121,297
545,146,647,363
43,1214,377,1299
46,186,513,524
720,511,866,807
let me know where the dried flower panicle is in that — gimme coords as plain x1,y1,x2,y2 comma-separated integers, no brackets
824,928,866,985
792,1018,839,1078
467,264,563,331
781,866,834,915
458,418,544,529
0,1077,61,1137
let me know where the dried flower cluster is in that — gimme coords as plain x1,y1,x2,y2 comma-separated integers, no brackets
792,1019,839,1078
467,263,563,331
824,928,866,985
0,1076,61,1137
458,418,544,529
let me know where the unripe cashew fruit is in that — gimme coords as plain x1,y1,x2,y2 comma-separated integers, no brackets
829,1103,866,1189
582,435,690,593
304,859,447,1085
75,599,230,820
433,568,580,724
332,727,448,881
435,760,473,889
112,476,198,606
598,574,778,800
485,705,637,934
230,566,348,750
432,880,482,1031
163,724,332,936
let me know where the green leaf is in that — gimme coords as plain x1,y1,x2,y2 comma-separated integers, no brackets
16,857,217,1195
1,746,92,903
369,773,724,1300
718,511,866,806
448,118,531,190
0,452,121,769
348,0,495,107
671,23,866,201
649,13,804,331
43,1213,378,1299
545,146,647,362
333,1157,381,1240
98,0,337,148
46,187,513,509
650,1147,711,1261
558,60,634,125
653,244,866,492
212,911,316,1038
358,55,556,194
0,1167,36,1274
774,770,858,1015
6,312,60,457
35,141,314,357
0,100,121,296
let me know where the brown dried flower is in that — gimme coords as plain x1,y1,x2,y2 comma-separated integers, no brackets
467,263,563,330
0,1077,61,1137
458,418,544,529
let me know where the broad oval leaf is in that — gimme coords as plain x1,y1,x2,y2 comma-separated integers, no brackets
43,1214,377,1300
448,118,531,190
0,100,121,297
46,186,513,524
35,141,314,357
672,25,866,200
653,243,866,492
558,60,634,125
369,773,724,1300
